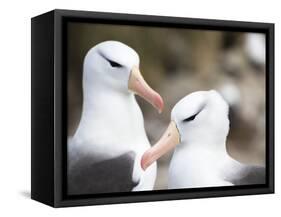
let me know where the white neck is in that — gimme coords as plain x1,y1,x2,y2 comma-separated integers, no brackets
177,137,228,156
73,85,149,153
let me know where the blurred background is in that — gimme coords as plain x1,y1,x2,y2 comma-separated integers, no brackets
67,22,266,190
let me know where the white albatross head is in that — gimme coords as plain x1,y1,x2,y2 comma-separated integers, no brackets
82,41,164,112
141,90,230,170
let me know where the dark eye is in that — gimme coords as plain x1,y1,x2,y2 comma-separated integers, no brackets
183,113,197,122
108,59,122,68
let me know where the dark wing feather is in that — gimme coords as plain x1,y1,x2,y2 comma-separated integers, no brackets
228,165,266,185
68,151,139,195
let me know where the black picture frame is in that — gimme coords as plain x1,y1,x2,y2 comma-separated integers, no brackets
31,9,274,207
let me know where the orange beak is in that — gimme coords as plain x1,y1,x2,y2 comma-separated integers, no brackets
141,121,180,170
128,66,164,113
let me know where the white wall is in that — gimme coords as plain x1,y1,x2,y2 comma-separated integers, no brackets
0,0,279,216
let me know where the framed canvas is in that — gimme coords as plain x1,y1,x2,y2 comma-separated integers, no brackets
31,9,274,207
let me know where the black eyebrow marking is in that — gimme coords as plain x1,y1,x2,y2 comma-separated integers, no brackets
183,113,197,122
108,59,122,67
98,50,122,67
182,104,205,122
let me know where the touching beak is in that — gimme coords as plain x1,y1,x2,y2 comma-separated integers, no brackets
141,121,180,170
128,66,164,113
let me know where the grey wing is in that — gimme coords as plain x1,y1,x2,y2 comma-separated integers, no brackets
227,164,266,185
68,151,139,195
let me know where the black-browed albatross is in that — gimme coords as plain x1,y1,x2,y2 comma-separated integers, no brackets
141,90,265,188
68,41,164,194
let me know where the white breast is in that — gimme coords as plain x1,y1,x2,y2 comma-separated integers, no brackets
168,147,233,189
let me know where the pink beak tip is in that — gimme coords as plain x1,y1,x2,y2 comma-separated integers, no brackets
140,159,147,171
140,151,151,171
154,93,164,113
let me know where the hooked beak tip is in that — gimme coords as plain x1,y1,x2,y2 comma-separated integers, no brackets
154,93,164,113
140,150,151,171
140,157,147,171
141,162,147,171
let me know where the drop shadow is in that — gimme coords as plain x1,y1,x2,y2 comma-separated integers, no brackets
19,190,31,199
